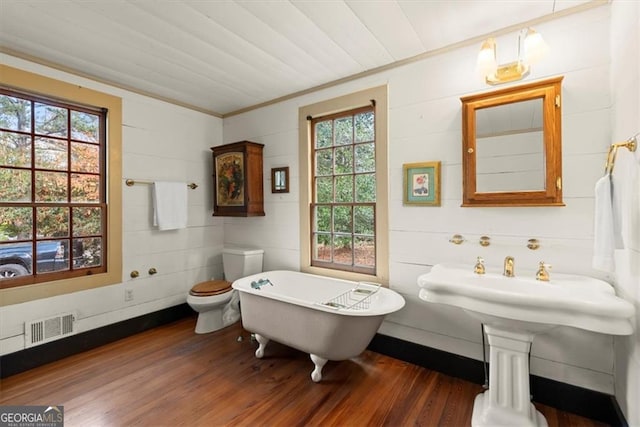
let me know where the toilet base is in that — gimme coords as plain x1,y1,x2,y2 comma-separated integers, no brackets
192,295,241,334
188,286,242,334
194,308,225,334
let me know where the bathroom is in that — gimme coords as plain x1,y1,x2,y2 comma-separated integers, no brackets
0,1,638,425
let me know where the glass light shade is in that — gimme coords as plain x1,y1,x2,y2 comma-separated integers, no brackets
477,38,497,76
524,28,549,65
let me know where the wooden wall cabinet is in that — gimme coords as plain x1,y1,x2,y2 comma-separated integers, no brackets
210,141,265,217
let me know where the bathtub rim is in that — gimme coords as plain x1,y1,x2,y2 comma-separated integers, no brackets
232,270,405,317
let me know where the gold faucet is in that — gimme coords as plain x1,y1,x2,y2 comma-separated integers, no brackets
503,256,515,277
474,257,485,275
536,261,551,281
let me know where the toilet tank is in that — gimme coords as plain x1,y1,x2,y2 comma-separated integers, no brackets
223,247,264,282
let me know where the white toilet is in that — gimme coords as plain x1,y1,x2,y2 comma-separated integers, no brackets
187,246,264,334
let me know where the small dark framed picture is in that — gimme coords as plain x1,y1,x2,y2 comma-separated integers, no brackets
403,161,441,206
271,167,289,193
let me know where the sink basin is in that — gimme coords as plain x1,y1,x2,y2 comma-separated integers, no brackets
418,263,634,335
417,263,635,427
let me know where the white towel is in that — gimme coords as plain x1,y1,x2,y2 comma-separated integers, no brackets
592,174,615,272
152,181,188,231
611,149,640,250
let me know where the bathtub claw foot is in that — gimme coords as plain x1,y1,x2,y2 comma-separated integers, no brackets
254,334,269,358
310,354,327,382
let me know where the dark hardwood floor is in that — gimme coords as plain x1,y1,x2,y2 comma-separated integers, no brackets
0,316,608,426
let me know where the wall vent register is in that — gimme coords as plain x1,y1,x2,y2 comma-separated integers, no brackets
25,312,76,348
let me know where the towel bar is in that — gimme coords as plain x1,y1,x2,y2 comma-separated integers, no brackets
125,179,197,189
604,133,638,175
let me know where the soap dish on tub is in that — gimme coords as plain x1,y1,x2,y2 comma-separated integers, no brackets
320,282,381,311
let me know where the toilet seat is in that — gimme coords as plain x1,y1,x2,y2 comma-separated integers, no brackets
189,280,232,297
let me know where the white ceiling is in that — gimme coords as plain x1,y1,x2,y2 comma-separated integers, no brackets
0,0,592,117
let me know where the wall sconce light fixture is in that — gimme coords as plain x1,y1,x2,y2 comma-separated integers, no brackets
477,27,549,85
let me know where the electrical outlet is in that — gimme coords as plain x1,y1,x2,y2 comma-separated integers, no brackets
124,289,134,302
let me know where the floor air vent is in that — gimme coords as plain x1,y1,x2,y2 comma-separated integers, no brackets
25,312,76,348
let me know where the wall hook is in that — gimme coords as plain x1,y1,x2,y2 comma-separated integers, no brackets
527,239,540,250
449,234,465,245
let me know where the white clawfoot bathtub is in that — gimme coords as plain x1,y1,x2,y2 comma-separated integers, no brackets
232,270,405,382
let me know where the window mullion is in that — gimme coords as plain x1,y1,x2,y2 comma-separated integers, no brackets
350,115,356,266
67,107,73,271
29,99,37,270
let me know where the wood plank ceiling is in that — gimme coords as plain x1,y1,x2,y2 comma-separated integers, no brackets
0,0,591,116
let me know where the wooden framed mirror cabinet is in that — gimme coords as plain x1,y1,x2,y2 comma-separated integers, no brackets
460,76,564,207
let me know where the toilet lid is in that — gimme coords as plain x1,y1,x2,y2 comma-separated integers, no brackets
189,280,232,296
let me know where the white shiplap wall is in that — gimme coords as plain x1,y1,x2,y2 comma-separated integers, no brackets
610,2,640,426
0,54,224,356
223,5,622,394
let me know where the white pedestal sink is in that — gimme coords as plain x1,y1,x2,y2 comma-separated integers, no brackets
418,264,635,427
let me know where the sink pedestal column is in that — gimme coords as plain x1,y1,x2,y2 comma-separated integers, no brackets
471,325,547,427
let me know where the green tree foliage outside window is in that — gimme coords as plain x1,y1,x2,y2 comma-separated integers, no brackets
311,107,376,274
0,90,105,283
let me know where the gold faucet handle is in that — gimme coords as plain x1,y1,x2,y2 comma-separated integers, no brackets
536,261,552,281
474,257,486,275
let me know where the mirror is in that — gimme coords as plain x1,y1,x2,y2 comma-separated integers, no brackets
461,77,564,206
271,167,289,193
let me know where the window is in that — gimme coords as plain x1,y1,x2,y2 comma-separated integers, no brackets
299,85,389,285
0,89,106,286
311,107,376,275
0,64,122,305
